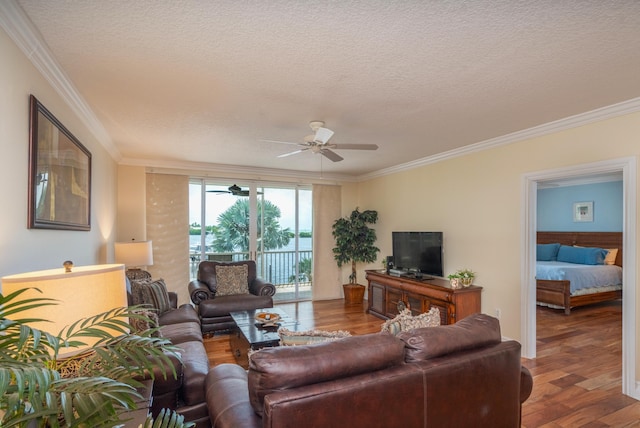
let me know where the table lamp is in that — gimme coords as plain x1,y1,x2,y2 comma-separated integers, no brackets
1,263,128,355
114,240,153,281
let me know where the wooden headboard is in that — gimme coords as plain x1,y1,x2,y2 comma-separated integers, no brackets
537,231,623,267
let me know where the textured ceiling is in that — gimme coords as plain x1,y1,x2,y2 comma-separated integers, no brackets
12,0,640,178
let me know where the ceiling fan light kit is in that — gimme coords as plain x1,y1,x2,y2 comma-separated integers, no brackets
266,120,379,162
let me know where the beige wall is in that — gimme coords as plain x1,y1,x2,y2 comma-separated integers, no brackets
0,28,118,281
347,111,639,385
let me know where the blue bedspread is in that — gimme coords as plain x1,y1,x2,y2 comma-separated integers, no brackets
536,261,623,294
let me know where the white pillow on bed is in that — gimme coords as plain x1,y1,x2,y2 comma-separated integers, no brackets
604,248,618,265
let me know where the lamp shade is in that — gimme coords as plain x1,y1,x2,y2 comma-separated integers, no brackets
114,240,153,267
1,264,128,351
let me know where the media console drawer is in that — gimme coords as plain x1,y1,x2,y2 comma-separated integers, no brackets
366,270,482,325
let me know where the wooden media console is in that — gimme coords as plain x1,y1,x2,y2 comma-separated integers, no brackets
365,270,482,325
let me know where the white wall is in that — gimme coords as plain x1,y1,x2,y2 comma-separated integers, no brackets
0,28,118,280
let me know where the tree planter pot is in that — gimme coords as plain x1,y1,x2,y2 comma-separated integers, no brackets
343,284,366,305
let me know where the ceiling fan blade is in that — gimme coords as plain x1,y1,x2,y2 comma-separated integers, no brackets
320,149,343,162
261,139,302,146
206,190,230,193
332,143,378,150
314,127,334,144
277,148,309,158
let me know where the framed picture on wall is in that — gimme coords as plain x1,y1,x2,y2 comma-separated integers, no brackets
28,95,92,231
573,201,593,222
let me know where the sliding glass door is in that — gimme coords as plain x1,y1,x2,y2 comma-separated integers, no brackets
189,180,312,301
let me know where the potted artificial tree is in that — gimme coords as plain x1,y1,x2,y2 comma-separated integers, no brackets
332,208,380,304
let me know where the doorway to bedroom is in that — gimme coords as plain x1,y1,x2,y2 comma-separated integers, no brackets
522,157,638,399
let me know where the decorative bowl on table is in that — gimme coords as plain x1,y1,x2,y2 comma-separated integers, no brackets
255,312,281,326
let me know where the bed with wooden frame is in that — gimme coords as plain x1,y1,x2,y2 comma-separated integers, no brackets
536,231,623,315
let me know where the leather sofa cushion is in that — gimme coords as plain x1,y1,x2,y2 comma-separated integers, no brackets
248,333,404,417
159,304,200,325
398,313,501,362
151,353,183,397
198,295,273,317
179,340,210,406
160,321,203,344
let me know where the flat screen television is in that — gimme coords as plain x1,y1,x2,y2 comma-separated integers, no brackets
392,231,443,278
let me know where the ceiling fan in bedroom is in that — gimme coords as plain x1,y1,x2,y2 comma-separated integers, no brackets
206,184,257,197
263,121,378,162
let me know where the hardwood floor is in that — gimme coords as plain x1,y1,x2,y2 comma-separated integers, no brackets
522,300,640,427
203,299,640,427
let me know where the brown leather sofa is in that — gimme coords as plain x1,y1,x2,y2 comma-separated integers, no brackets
205,313,533,428
188,261,276,334
127,280,211,428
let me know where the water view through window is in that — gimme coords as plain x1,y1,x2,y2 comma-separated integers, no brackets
189,181,312,301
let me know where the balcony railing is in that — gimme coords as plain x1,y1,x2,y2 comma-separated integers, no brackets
189,250,313,292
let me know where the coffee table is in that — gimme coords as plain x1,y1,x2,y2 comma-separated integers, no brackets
229,307,298,369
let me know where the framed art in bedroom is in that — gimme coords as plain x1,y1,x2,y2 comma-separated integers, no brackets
573,201,593,222
28,95,92,231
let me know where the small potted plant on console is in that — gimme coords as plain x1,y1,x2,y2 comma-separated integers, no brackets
332,207,380,304
448,269,475,288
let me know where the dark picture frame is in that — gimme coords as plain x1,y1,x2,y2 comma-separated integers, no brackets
28,95,91,231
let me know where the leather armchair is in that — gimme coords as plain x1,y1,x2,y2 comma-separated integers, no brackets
188,261,275,334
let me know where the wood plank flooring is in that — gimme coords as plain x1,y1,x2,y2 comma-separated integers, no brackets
522,300,640,427
203,299,640,427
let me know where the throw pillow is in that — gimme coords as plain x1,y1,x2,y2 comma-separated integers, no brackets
604,248,618,265
215,264,249,296
278,327,352,346
129,308,160,335
381,307,440,336
536,243,561,261
131,278,172,315
557,245,607,265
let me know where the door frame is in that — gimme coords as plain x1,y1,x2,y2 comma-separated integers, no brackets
521,157,638,399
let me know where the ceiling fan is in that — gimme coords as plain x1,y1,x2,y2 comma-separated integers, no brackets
264,121,378,162
206,184,254,196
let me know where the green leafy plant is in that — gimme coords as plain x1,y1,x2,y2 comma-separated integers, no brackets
448,269,475,287
0,288,193,428
447,269,475,280
332,208,380,284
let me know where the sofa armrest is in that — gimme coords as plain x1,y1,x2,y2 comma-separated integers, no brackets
206,364,261,428
167,291,178,309
520,365,533,404
249,277,276,297
189,280,213,305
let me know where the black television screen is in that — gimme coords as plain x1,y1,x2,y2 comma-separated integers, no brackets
392,232,443,277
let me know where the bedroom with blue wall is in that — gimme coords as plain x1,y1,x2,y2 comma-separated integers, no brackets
537,181,623,232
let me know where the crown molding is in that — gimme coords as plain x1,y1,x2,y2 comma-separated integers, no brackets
0,0,120,161
120,157,356,184
358,97,640,181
